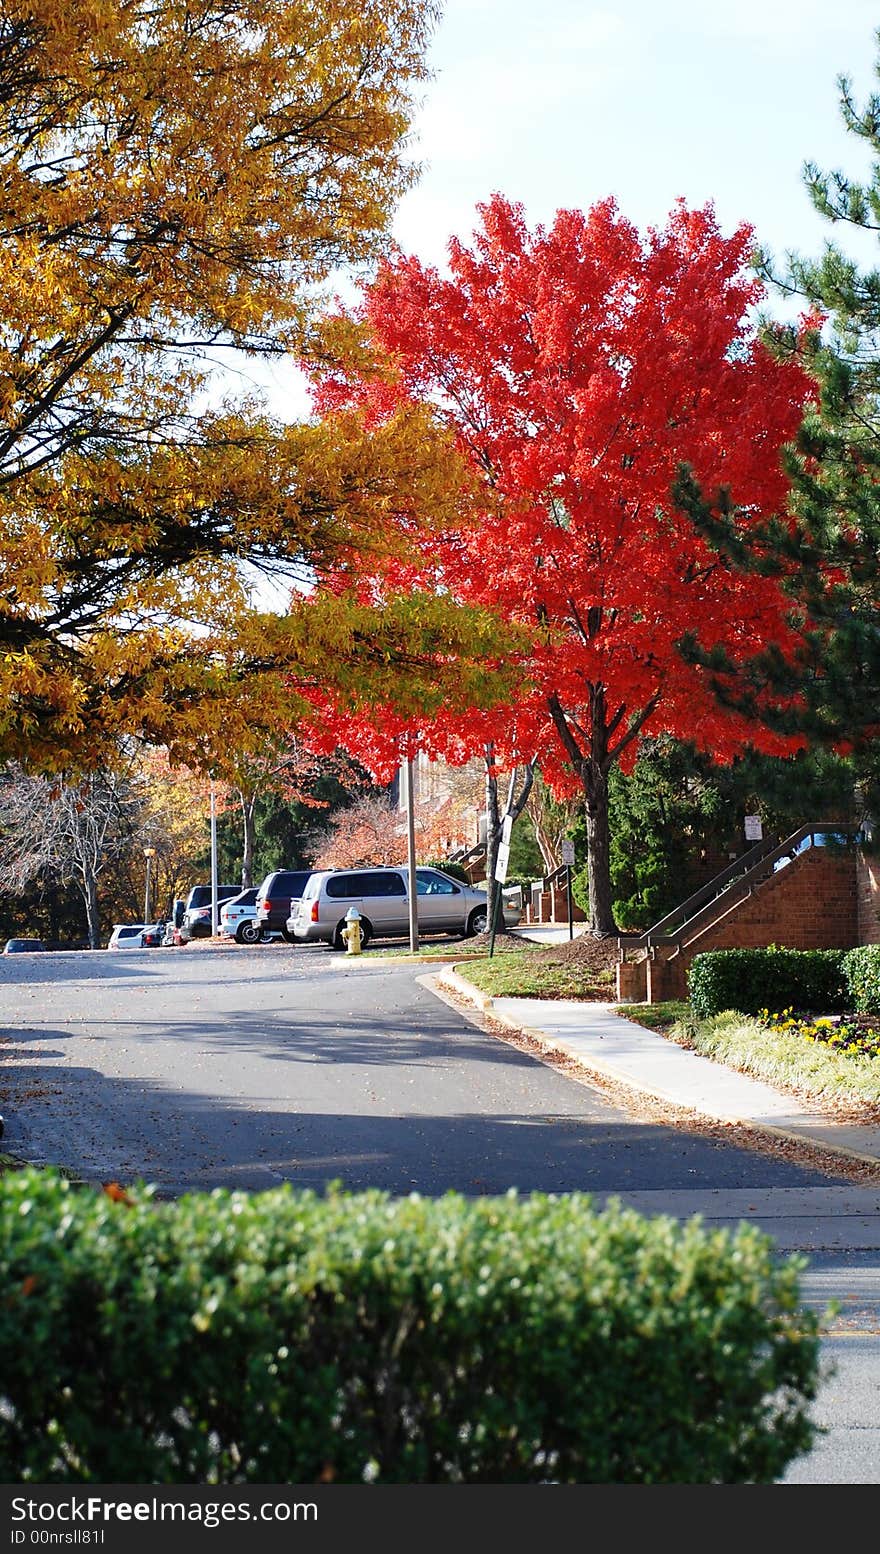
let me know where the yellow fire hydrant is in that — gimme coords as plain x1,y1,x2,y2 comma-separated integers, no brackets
342,906,363,955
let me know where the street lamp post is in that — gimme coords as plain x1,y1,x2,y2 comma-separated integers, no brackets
143,846,156,924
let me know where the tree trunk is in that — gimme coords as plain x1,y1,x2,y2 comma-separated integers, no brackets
531,818,559,874
547,689,618,936
584,767,615,935
83,871,101,950
239,789,257,888
482,746,536,934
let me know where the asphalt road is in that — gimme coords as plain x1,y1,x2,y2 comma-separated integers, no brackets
2,942,879,1484
0,942,856,1197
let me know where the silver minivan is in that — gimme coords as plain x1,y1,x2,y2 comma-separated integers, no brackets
290,865,520,949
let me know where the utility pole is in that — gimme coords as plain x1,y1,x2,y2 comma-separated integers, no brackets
210,779,219,936
403,756,419,954
143,846,156,924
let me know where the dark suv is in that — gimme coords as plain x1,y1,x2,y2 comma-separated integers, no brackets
255,870,313,942
181,883,241,940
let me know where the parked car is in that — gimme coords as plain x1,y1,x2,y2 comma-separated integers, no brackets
289,865,520,950
218,887,275,944
180,883,241,941
161,898,186,946
254,870,313,942
106,924,159,950
3,937,47,953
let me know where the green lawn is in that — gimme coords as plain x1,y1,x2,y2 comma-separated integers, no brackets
459,949,616,1001
617,1000,690,1030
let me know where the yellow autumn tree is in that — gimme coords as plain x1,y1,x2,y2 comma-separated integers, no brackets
0,0,517,768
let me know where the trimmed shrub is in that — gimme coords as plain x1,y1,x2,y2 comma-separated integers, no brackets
843,945,880,1014
571,864,590,916
687,947,849,1018
429,858,469,883
0,1171,821,1484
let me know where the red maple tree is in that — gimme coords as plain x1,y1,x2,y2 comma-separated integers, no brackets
309,196,816,932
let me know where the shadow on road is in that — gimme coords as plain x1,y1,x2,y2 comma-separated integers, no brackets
2,1036,847,1199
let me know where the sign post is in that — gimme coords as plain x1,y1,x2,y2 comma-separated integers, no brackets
561,838,575,940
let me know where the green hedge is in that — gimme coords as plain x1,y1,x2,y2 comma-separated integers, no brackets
0,1171,821,1484
571,864,590,916
687,947,849,1017
842,945,880,1013
429,859,469,883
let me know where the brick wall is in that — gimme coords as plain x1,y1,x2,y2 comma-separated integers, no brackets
687,847,858,954
640,847,859,1001
857,850,880,945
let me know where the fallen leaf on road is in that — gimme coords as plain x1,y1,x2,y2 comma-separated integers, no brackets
102,1181,134,1206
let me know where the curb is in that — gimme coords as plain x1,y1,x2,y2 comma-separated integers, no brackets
437,966,498,1009
431,969,880,1172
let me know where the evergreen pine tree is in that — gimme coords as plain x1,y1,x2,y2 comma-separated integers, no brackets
670,34,880,820
752,35,880,771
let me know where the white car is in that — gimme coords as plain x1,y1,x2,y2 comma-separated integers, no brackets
218,888,268,945
107,923,159,950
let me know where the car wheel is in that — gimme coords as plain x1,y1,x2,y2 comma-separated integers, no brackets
237,921,260,945
333,920,347,951
467,907,488,936
281,925,296,943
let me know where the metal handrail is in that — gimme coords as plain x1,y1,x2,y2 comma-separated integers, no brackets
617,822,860,957
635,834,779,940
542,864,570,891
448,841,487,866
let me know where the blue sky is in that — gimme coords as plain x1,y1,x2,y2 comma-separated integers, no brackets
396,0,879,264
241,2,880,425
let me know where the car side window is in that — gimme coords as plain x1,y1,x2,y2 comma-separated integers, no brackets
326,874,363,899
363,872,405,896
417,870,459,896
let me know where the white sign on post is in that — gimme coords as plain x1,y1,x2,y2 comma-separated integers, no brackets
560,839,575,865
494,842,510,883
744,814,763,842
501,814,514,847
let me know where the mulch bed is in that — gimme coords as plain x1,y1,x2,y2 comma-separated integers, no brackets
465,928,530,952
527,935,619,974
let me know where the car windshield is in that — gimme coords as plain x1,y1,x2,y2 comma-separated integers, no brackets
188,886,239,909
266,873,311,897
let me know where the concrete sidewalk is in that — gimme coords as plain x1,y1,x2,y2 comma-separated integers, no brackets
434,970,880,1170
511,924,589,945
